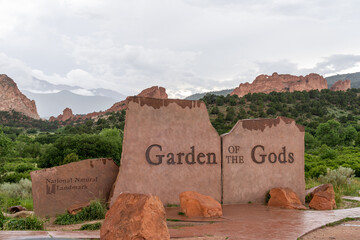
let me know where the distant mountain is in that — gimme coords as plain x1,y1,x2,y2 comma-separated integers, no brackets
185,89,234,100
23,90,118,119
326,72,360,88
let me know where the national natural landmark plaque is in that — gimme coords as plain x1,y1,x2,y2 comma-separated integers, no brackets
31,158,118,217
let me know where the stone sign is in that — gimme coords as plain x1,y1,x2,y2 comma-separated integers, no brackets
31,158,118,217
110,97,221,206
221,117,305,204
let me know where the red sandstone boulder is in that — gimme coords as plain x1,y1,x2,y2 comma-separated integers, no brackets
100,193,170,240
305,184,331,200
268,188,307,210
309,184,336,210
231,72,328,97
330,80,351,91
180,191,222,217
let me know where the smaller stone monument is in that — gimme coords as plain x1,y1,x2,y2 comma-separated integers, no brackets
222,116,305,204
30,158,118,217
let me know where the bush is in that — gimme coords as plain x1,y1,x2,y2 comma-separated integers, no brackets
0,178,32,199
80,222,102,230
319,166,355,188
2,215,44,230
1,172,30,183
15,163,36,173
54,200,106,225
319,145,337,160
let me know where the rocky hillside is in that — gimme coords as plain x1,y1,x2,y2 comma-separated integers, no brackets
231,73,328,97
330,80,351,91
0,74,40,119
50,86,168,122
326,72,360,88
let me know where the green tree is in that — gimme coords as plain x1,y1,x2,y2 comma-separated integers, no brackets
315,120,344,147
0,127,13,157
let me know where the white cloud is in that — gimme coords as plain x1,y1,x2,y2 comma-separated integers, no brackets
0,0,360,99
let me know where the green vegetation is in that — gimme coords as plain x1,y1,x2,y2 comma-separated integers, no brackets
54,200,106,225
305,167,360,207
0,179,33,211
324,217,360,227
0,88,359,223
79,222,102,230
0,214,44,230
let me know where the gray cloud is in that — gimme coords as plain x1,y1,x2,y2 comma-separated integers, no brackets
0,0,360,98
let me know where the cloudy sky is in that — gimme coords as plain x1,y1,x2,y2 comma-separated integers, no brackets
1,0,360,98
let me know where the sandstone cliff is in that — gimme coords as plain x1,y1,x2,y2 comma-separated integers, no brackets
231,73,328,97
105,86,168,113
49,108,74,122
330,80,351,91
50,86,168,122
0,74,40,119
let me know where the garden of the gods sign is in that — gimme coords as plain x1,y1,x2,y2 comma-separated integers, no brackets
31,96,305,216
110,97,305,206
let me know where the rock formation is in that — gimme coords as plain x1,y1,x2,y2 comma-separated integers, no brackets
330,80,351,91
180,191,222,217
50,108,74,122
231,73,328,97
49,86,168,122
0,74,40,119
309,184,336,210
268,188,307,210
101,193,170,240
105,86,168,113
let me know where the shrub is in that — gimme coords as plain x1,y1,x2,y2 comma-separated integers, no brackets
79,222,102,230
62,152,79,165
319,145,337,160
54,200,106,225
319,166,355,188
0,178,32,199
15,163,36,173
0,211,4,229
2,215,44,230
2,172,31,183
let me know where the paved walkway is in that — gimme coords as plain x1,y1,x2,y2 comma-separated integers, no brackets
168,204,360,240
1,205,360,240
343,196,360,201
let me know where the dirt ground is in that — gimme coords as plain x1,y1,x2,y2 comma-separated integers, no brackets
301,221,360,240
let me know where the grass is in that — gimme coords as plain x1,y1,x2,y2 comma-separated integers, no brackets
166,218,181,222
324,217,360,227
54,200,106,225
1,215,45,230
79,222,102,230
